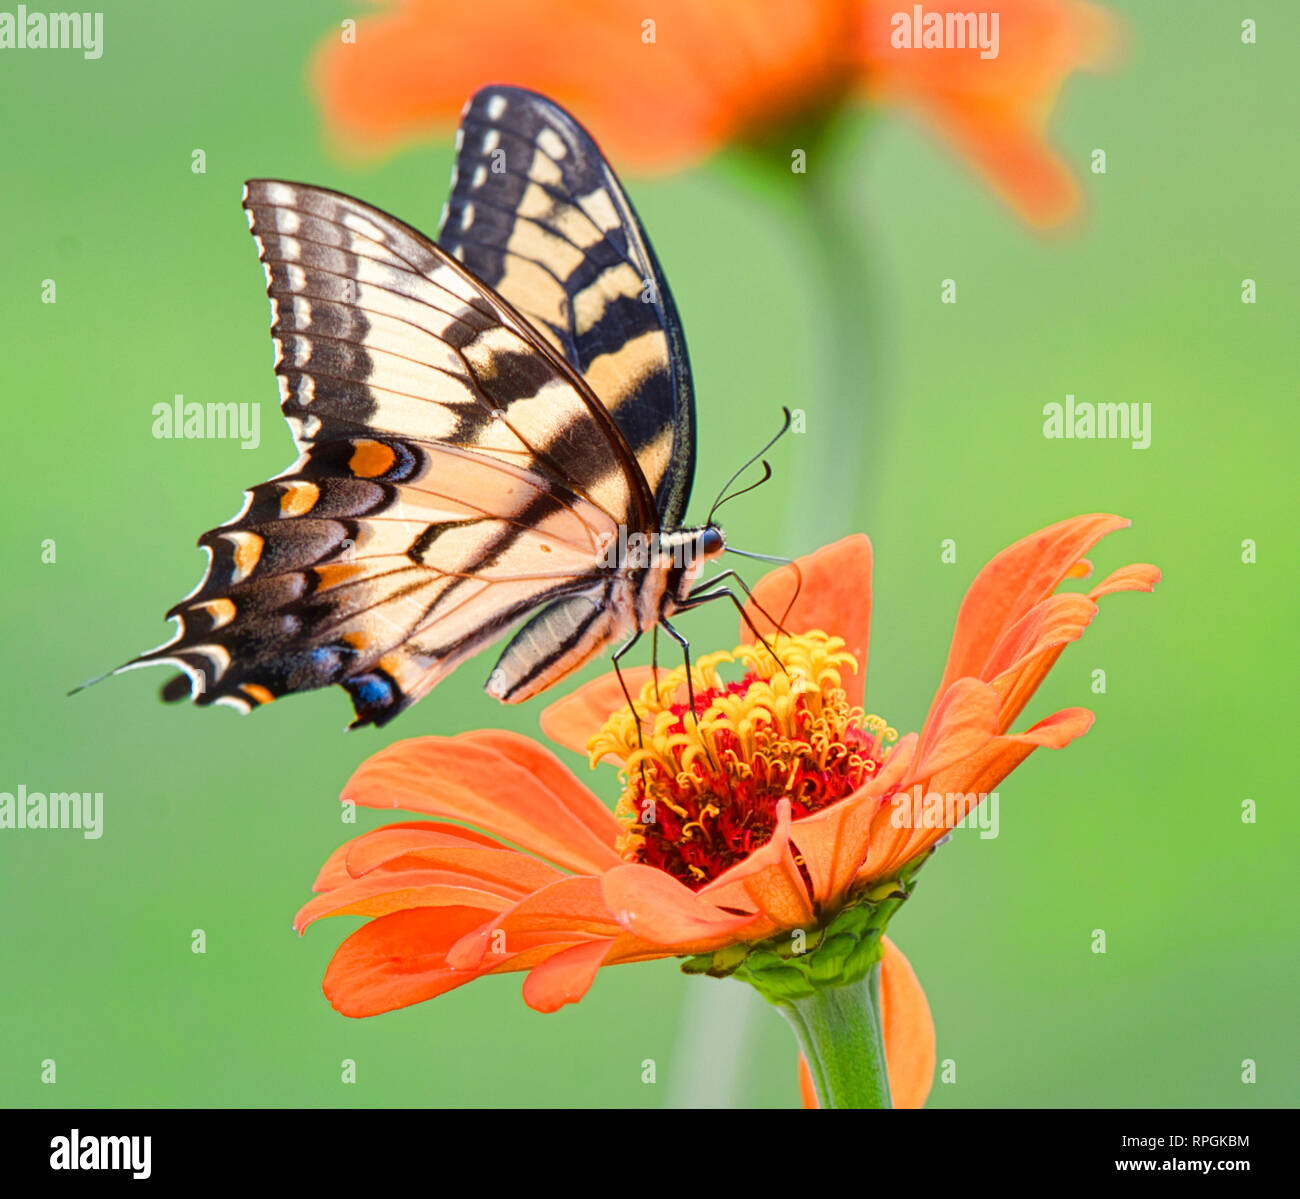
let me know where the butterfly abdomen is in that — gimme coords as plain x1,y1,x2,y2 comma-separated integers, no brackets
484,584,623,704
482,524,726,703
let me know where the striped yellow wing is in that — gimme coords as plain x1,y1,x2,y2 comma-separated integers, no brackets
122,180,655,726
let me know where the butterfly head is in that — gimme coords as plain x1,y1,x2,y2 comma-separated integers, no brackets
699,524,725,560
660,523,726,606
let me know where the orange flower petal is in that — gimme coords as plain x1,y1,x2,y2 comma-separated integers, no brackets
982,591,1098,731
458,728,623,846
345,834,566,894
1088,562,1161,601
601,863,766,949
880,936,935,1109
342,733,621,875
789,732,917,905
446,874,622,970
539,666,655,759
699,798,816,928
983,592,1097,683
860,679,1000,877
312,0,849,171
321,905,505,1017
855,0,1122,226
798,1055,818,1108
906,677,1000,783
295,871,514,933
743,535,873,709
907,91,1083,227
521,939,615,1013
928,513,1130,724
313,820,458,891
984,561,1160,731
928,705,1095,801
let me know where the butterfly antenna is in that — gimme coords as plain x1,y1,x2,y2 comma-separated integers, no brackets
709,461,772,522
707,407,793,524
67,668,115,697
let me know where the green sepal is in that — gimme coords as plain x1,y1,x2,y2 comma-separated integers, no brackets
678,857,928,1004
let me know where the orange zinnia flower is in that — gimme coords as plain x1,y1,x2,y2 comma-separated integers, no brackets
296,514,1158,1107
314,0,1120,225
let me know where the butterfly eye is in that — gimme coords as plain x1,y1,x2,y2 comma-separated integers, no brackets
700,526,725,557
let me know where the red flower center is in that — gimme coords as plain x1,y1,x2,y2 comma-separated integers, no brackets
588,634,896,890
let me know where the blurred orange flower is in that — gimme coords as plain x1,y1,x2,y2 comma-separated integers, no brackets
296,515,1157,1107
315,0,1120,224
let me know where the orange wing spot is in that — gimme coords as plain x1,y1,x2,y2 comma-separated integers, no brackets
226,531,264,583
315,562,365,591
342,630,369,651
279,480,320,517
349,439,396,478
376,653,409,681
240,683,275,706
196,598,237,629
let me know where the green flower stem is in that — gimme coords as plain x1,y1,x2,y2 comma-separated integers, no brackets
778,961,892,1109
683,869,930,1108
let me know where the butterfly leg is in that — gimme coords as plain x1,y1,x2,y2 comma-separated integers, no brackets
650,623,662,705
659,616,721,773
612,630,656,794
658,616,699,727
679,571,789,675
611,630,645,752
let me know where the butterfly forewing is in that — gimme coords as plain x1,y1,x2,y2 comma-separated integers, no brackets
125,180,656,727
438,85,696,528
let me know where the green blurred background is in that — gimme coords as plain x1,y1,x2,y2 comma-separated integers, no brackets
2,1,1294,1108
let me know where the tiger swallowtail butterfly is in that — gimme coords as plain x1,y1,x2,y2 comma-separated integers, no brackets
104,85,767,729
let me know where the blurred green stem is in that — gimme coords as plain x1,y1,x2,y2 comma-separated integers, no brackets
724,108,882,543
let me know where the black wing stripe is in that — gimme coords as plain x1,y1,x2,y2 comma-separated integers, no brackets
439,85,696,528
250,180,655,531
117,178,653,725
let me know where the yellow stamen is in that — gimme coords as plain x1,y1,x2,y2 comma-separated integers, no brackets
588,632,898,890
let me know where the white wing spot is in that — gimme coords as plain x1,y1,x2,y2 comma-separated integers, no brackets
486,94,507,120
471,164,487,189
459,203,475,231
482,130,499,154
537,128,566,159
580,188,621,234
343,213,384,243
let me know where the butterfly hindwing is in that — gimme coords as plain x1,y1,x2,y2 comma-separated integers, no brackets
124,180,656,727
438,85,697,529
